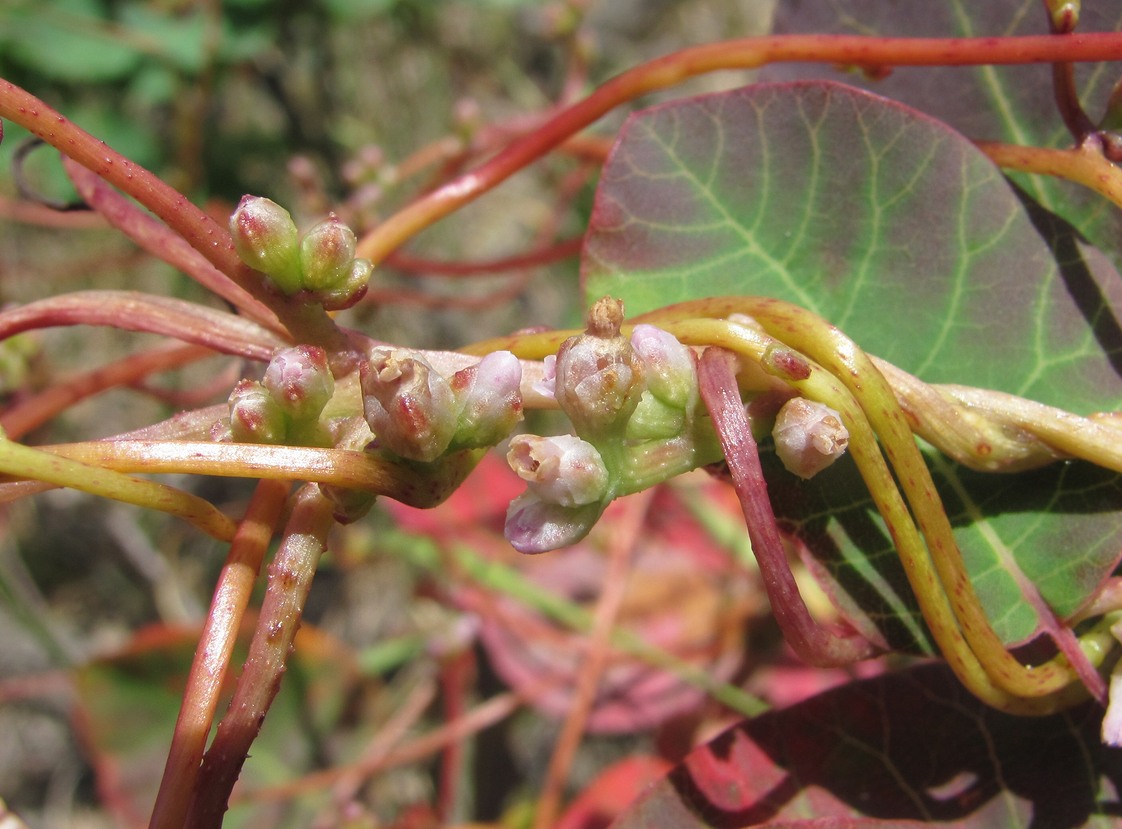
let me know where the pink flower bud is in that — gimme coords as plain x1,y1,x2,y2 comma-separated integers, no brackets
228,379,286,444
451,351,523,448
263,345,334,423
229,196,302,292
772,397,849,479
505,492,604,554
630,324,696,409
361,348,457,462
507,434,609,507
299,214,357,291
554,297,641,438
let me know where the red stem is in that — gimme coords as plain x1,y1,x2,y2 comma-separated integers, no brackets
355,32,1122,264
185,484,335,828
436,648,475,823
148,479,290,829
0,79,353,358
697,347,876,667
0,291,283,362
0,343,215,440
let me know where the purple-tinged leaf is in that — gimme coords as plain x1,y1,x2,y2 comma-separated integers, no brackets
761,0,1122,270
612,662,1122,829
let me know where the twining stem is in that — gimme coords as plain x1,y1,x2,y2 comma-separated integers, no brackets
721,298,1098,700
675,318,1082,713
638,302,1092,709
0,432,236,541
149,479,290,829
185,484,335,829
697,347,877,667
354,32,1122,265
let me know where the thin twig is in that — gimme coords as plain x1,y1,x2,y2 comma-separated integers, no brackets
354,32,1122,265
0,343,215,440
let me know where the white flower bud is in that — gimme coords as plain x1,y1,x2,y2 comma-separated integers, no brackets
773,398,849,479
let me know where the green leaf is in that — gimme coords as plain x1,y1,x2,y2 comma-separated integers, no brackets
582,81,1122,649
2,0,141,83
118,3,208,75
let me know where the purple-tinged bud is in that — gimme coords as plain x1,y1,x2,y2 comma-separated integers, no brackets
299,214,357,290
229,196,302,293
228,379,286,444
263,345,334,423
361,348,457,462
630,324,696,410
554,297,642,438
451,351,524,449
505,492,604,554
772,397,849,479
507,434,609,507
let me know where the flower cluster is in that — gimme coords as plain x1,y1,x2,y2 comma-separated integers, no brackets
226,345,335,446
230,196,372,310
360,348,523,463
505,297,718,554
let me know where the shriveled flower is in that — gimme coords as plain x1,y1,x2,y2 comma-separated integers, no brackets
505,492,605,554
263,345,335,423
451,350,524,449
772,397,849,479
554,297,642,439
362,348,457,462
229,196,302,292
507,434,609,508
